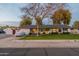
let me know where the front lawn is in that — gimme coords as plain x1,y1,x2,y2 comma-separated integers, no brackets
18,34,79,40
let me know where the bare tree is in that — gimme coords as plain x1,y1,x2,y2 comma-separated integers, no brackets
21,3,65,36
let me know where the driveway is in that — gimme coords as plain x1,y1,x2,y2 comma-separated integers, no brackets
0,34,12,39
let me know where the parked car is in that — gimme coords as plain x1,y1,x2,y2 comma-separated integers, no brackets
15,32,30,37
0,29,5,34
15,32,26,37
15,29,30,37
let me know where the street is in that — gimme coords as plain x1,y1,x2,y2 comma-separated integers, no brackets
0,48,79,56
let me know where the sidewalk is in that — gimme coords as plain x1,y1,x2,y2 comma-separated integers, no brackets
0,36,79,48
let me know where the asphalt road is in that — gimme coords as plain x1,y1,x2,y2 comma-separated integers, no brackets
0,48,79,56
0,34,12,39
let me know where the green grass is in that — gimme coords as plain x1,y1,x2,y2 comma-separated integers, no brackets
18,34,79,40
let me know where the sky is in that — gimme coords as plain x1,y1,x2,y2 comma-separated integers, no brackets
0,3,25,22
0,3,79,26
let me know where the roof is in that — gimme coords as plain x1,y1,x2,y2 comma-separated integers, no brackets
25,24,71,29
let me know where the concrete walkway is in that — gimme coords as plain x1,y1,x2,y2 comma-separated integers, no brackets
0,36,79,48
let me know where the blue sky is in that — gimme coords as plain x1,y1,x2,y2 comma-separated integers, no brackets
0,3,26,22
0,3,79,26
69,3,79,26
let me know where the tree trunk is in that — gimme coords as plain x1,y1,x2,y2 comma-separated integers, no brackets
36,24,42,36
36,25,39,36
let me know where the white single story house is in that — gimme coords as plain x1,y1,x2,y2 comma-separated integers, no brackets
23,24,71,34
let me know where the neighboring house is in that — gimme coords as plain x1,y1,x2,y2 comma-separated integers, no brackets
4,28,13,35
24,24,71,34
4,28,17,35
70,28,79,34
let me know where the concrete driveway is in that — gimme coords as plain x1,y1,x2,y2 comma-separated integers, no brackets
0,34,12,39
